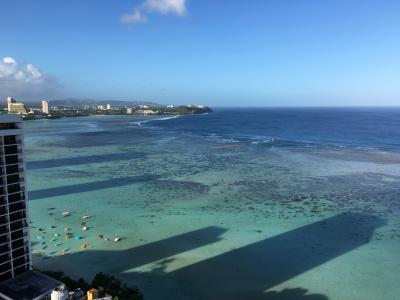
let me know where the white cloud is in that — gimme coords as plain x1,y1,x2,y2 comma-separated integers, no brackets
0,57,44,83
144,0,187,16
0,56,60,100
121,10,147,24
121,0,187,24
3,57,16,64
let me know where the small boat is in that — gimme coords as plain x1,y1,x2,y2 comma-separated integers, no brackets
54,233,59,237
64,235,72,239
82,226,88,231
80,243,91,249
62,211,71,217
114,236,121,242
64,227,71,231
62,248,69,252
82,215,91,219
74,236,82,240
55,243,62,246
51,238,57,242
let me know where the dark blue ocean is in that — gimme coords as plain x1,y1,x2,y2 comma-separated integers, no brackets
151,107,400,149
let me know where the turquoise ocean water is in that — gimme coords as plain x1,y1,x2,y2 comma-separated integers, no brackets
26,109,400,300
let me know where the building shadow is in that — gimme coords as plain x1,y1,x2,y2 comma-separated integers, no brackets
35,213,384,300
28,174,160,200
263,287,329,300
33,226,227,280
152,212,384,300
27,152,147,170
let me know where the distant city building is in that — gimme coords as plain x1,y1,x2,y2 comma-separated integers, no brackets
6,97,28,115
97,105,105,110
167,105,174,108
6,97,16,112
126,107,133,114
42,100,49,114
87,288,112,300
106,104,111,110
0,115,65,299
141,109,157,115
8,103,28,115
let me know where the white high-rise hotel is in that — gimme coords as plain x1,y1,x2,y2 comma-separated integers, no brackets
0,114,30,282
42,100,49,114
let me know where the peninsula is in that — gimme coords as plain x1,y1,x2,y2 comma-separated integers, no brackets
2,97,213,120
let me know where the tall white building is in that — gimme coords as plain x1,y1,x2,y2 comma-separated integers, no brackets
0,114,30,282
6,97,16,112
106,104,111,110
42,100,49,114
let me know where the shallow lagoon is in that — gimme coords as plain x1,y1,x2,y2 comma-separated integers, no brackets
26,111,400,300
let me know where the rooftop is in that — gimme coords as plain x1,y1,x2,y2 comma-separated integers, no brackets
0,271,64,300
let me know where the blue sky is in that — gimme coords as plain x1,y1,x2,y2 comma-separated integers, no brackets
0,0,399,106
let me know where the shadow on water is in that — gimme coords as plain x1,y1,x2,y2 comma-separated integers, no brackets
36,226,227,276
28,175,160,200
35,213,385,300
27,152,147,170
263,288,328,300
